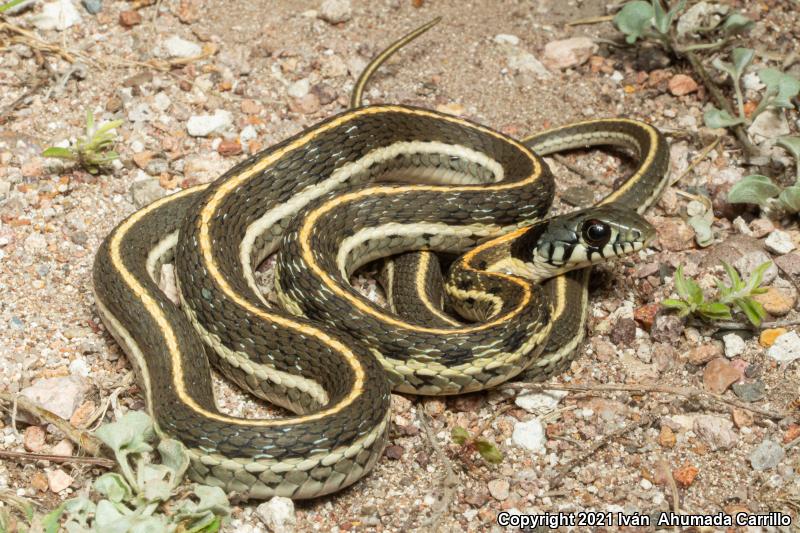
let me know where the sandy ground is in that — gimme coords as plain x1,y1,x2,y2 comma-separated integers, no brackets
1,0,799,531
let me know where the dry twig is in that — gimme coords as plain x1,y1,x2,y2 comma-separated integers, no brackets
417,407,459,531
0,450,115,468
502,382,791,420
0,393,105,457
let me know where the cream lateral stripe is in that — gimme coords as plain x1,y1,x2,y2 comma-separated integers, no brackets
146,231,179,284
336,221,503,277
110,185,362,427
415,252,461,326
203,106,541,335
240,140,505,301
523,119,659,204
299,187,533,334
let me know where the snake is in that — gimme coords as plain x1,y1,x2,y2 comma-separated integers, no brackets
92,19,670,500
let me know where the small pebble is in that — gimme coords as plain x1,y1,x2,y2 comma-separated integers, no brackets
703,358,741,394
256,496,296,532
512,419,546,454
164,35,202,58
130,179,166,207
765,230,796,255
487,479,510,501
318,0,352,24
668,74,698,96
493,34,520,45
514,390,567,413
187,110,233,137
732,381,766,402
33,0,82,30
688,343,723,365
20,376,89,420
752,287,795,316
722,333,745,358
673,465,699,488
760,327,788,347
119,9,141,27
23,426,47,452
766,331,800,363
750,440,785,471
542,37,598,69
46,469,73,493
81,0,102,14
693,415,737,450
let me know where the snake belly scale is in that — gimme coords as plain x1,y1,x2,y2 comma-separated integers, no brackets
93,29,669,500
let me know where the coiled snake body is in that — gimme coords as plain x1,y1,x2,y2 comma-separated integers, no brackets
93,22,669,499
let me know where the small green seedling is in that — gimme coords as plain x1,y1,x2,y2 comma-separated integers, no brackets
42,110,123,174
451,426,503,465
0,0,29,13
662,261,770,327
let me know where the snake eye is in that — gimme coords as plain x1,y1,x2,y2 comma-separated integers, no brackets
581,219,611,247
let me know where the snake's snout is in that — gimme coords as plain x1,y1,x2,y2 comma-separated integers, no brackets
527,205,655,279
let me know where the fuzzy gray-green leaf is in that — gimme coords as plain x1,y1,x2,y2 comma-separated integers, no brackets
613,1,654,43
778,186,800,213
721,13,753,35
158,439,190,489
94,473,132,503
727,175,781,206
703,107,746,129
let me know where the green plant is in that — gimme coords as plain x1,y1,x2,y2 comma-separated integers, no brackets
704,48,800,129
42,110,123,174
0,0,28,13
728,136,800,215
451,426,503,464
613,0,752,51
43,412,230,533
662,262,770,326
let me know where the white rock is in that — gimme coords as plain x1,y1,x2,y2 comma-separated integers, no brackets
127,103,153,123
46,469,73,492
767,331,800,364
240,125,258,142
542,37,598,70
506,51,550,78
693,415,738,450
493,34,520,45
764,230,796,255
722,333,745,358
640,478,653,490
32,0,82,31
318,0,352,24
288,79,310,99
748,110,790,142
21,376,89,420
153,92,172,112
24,232,47,253
514,390,568,413
732,216,753,236
742,72,765,91
68,357,90,377
187,110,233,137
512,419,546,453
487,478,510,500
163,35,202,58
256,496,296,532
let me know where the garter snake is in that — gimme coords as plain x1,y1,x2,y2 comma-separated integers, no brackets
92,19,669,500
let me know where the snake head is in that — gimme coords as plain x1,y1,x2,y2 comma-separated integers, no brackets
511,205,655,278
